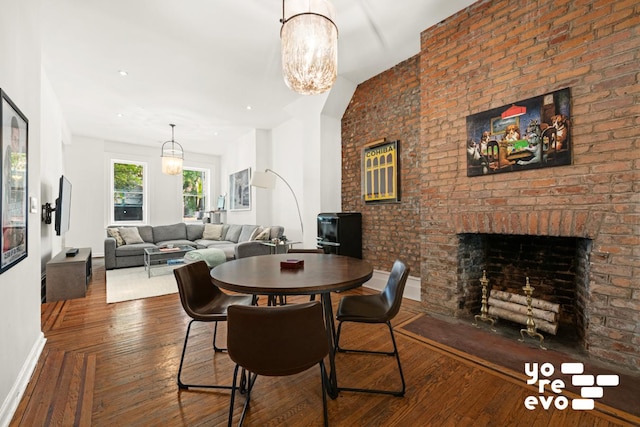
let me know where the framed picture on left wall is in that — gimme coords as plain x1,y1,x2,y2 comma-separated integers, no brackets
1,89,29,273
229,168,251,211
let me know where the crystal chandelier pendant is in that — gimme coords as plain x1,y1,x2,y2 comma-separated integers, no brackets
281,0,338,95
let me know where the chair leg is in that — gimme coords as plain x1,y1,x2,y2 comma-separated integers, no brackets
228,365,240,427
335,320,406,397
320,361,329,427
267,295,287,306
178,319,233,390
213,321,226,352
238,371,258,426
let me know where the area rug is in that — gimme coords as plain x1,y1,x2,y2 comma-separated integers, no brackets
397,314,640,422
106,266,179,303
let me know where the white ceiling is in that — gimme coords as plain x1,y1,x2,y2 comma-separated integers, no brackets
41,0,476,156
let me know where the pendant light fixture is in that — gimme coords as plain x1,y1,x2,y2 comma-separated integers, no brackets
161,124,184,175
280,0,338,95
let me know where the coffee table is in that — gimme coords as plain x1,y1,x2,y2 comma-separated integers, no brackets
143,245,194,278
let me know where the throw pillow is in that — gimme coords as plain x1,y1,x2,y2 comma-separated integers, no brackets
118,227,144,245
203,223,224,240
107,228,125,247
253,227,271,241
249,226,263,241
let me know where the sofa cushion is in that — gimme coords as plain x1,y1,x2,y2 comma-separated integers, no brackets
203,223,224,240
115,242,157,256
155,240,196,248
137,225,154,243
186,223,204,241
238,225,259,242
153,223,187,243
119,227,144,245
225,224,243,243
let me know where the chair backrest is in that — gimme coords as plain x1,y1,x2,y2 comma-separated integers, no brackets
380,260,410,321
173,261,223,319
227,301,328,377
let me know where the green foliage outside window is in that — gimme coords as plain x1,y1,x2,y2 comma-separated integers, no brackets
113,161,144,221
183,169,206,220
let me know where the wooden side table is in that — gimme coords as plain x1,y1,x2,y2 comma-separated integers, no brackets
46,248,92,302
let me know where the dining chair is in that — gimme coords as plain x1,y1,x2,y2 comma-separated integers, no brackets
334,259,409,397
226,301,329,427
173,260,255,390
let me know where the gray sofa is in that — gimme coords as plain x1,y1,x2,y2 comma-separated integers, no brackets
104,222,284,270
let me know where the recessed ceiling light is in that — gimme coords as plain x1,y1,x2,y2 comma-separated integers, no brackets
246,105,252,110
116,113,124,118
118,70,128,77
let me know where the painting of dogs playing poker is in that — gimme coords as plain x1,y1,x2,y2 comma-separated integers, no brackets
465,88,572,177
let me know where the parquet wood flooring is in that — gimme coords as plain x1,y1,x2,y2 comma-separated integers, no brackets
10,259,637,426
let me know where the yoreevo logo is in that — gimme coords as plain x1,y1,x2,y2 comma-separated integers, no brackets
524,362,619,410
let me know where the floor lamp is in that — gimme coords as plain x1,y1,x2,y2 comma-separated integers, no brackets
251,169,304,235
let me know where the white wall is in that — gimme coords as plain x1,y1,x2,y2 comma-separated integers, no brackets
62,138,222,256
0,1,47,425
39,72,69,269
221,130,258,226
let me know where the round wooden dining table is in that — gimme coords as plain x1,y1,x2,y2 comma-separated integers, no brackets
210,253,373,398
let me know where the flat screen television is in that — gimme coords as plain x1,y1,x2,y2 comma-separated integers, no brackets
55,175,72,236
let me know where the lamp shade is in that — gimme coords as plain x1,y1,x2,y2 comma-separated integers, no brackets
501,104,526,120
250,170,277,189
161,153,183,175
281,0,338,95
160,124,184,175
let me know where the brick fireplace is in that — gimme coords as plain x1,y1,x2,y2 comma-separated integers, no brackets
342,0,639,371
457,233,590,343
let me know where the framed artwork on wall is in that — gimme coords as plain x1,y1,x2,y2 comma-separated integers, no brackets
229,168,251,211
1,89,29,273
466,88,572,177
362,139,400,203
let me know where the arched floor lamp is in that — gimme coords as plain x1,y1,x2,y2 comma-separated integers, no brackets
251,169,304,235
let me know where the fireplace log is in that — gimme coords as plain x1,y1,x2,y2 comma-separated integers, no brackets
491,289,561,313
487,297,558,323
488,306,559,335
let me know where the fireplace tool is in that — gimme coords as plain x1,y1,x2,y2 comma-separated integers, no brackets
518,277,547,350
472,270,496,331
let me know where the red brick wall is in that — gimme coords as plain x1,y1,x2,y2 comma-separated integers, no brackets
342,0,639,370
342,56,422,274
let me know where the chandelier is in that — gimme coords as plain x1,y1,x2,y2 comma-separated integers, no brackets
280,0,338,95
160,124,184,175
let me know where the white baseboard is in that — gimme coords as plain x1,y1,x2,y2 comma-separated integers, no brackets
0,333,46,427
363,269,420,301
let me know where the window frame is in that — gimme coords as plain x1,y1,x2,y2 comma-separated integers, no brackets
181,167,210,222
110,159,148,225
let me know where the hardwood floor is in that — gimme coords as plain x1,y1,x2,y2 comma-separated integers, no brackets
11,260,636,426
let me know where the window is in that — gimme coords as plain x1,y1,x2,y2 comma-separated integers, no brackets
111,160,146,223
182,168,208,221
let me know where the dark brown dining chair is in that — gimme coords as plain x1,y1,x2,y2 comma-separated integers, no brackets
173,260,255,390
335,259,409,397
227,301,329,427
